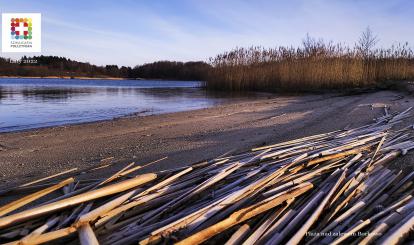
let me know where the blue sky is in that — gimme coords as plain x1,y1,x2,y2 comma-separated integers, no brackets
1,0,413,66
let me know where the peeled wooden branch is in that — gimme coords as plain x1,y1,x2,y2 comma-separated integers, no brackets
19,168,78,188
78,223,99,245
176,183,313,245
5,227,77,245
19,216,60,244
330,195,414,245
378,210,414,244
0,178,74,217
76,189,140,226
243,198,294,245
0,173,157,228
0,168,78,196
224,224,250,245
287,170,346,244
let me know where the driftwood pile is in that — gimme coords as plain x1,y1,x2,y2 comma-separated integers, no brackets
2,108,414,245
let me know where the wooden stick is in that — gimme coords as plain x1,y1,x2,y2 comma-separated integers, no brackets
119,157,168,177
78,223,99,245
0,178,74,217
141,163,241,225
287,170,346,244
76,189,141,225
224,224,251,245
330,195,414,245
0,173,157,228
95,167,193,227
243,198,294,244
19,216,60,244
378,210,414,244
176,183,313,245
97,162,135,187
4,227,77,245
19,168,78,188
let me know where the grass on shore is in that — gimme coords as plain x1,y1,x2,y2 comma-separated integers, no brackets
207,30,414,92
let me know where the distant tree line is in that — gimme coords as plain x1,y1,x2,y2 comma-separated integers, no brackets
0,56,210,81
2,28,414,92
131,61,209,80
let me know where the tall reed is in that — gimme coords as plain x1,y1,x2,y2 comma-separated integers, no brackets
207,39,414,92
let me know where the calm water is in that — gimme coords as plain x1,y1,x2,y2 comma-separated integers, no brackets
0,78,242,132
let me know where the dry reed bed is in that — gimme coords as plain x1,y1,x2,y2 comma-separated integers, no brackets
207,43,414,91
1,108,414,244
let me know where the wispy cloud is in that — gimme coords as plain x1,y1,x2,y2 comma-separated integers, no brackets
1,0,413,66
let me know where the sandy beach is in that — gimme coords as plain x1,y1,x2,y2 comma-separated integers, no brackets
1,90,414,188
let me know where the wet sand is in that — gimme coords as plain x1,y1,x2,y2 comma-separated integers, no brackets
1,90,414,188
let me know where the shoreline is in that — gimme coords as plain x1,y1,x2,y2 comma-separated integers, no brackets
0,104,223,135
0,76,204,81
0,75,127,80
1,90,414,188
0,96,253,135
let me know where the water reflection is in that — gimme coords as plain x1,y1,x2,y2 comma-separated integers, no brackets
20,88,92,101
0,87,207,102
0,78,262,132
0,86,259,103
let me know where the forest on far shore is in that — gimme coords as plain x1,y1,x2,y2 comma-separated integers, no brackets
0,56,210,81
1,29,414,92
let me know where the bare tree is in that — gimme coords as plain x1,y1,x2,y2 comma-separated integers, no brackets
302,33,326,57
302,33,316,54
356,27,379,57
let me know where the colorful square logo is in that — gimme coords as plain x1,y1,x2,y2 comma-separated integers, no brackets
11,17,33,40
2,13,41,52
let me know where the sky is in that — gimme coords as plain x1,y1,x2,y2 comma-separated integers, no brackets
0,0,413,67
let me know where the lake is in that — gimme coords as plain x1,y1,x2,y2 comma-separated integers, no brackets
0,78,250,132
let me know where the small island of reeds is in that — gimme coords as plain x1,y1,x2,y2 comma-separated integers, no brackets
206,28,414,92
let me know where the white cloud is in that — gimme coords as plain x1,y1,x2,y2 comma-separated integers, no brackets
1,0,413,66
